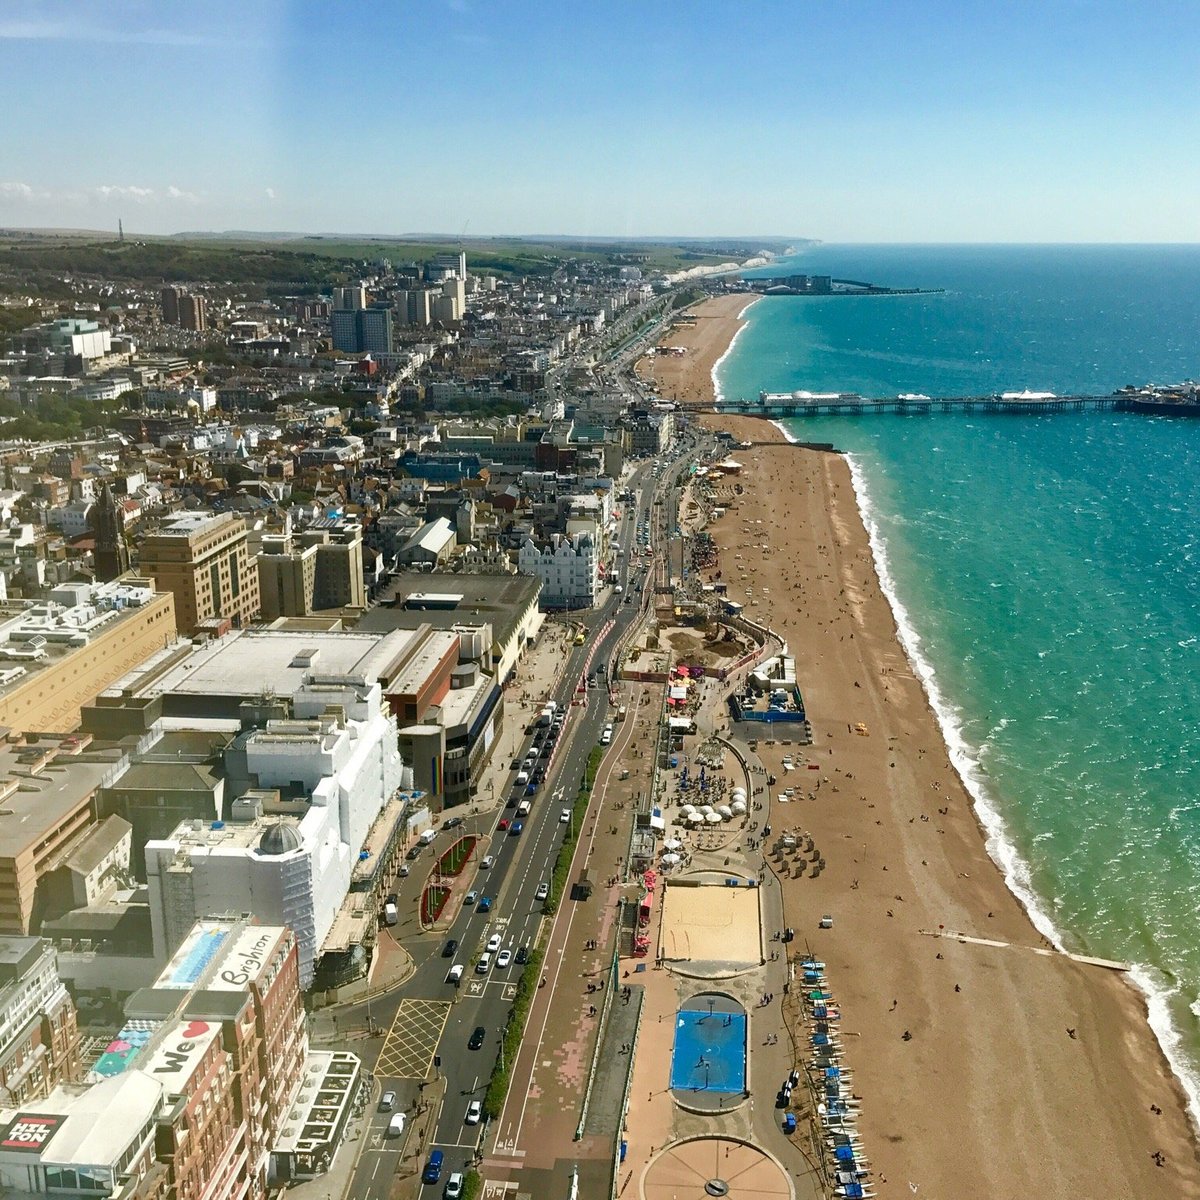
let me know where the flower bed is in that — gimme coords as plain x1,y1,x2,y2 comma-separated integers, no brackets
436,835,476,878
421,884,451,926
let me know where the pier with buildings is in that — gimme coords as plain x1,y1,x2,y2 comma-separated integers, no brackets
715,383,1200,418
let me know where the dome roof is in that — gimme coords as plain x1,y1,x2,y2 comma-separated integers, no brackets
258,821,301,856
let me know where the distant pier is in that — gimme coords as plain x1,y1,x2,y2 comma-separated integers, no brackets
715,390,1186,418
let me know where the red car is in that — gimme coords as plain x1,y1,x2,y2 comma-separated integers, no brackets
497,818,509,831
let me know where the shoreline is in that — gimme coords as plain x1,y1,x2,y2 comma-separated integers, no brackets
645,295,1200,1195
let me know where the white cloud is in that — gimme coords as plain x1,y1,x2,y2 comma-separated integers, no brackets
0,16,230,47
265,187,277,201
0,182,39,201
0,181,201,207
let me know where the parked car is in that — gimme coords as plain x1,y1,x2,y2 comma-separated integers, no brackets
475,954,491,974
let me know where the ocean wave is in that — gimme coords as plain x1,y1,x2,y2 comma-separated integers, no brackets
710,297,762,402
844,449,1068,947
844,447,1200,1134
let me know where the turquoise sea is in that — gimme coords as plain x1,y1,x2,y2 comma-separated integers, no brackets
717,245,1200,1117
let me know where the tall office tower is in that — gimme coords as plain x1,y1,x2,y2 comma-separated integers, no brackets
160,285,182,326
179,293,207,332
358,305,393,354
442,276,466,316
407,289,433,327
431,251,467,280
333,285,367,311
330,309,359,352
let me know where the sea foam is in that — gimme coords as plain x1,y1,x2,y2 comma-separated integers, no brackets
710,297,761,402
838,445,1200,1132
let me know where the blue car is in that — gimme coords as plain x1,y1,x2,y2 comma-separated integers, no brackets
509,821,523,837
422,1150,444,1183
526,782,538,795
477,896,493,913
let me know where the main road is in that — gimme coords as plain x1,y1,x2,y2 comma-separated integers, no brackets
340,464,664,1199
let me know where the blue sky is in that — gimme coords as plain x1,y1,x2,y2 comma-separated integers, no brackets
1,0,1198,241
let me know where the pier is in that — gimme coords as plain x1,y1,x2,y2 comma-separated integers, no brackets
716,392,1128,418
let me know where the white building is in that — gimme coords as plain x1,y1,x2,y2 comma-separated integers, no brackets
145,679,404,986
518,532,599,609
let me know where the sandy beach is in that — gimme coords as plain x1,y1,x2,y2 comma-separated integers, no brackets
648,296,1200,1197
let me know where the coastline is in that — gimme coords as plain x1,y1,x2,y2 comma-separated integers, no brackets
647,295,1200,1195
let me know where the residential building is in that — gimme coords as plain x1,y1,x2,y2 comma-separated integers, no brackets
177,295,207,333
138,513,259,635
257,524,366,619
160,287,181,327
330,306,393,355
0,938,80,1106
518,531,599,608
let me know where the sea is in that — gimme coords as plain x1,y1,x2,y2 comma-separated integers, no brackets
715,244,1200,1121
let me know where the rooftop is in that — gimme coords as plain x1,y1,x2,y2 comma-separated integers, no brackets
105,628,416,702
0,742,125,860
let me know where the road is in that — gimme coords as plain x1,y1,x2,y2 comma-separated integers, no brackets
340,467,661,1199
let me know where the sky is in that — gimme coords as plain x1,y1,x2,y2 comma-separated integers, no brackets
1,0,1199,242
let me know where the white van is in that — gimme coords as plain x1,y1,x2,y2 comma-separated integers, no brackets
387,1113,407,1137
517,800,531,817
419,829,436,846
447,964,464,985
515,771,529,786
476,953,491,974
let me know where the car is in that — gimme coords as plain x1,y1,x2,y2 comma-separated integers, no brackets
442,938,459,958
468,1026,486,1050
422,1151,444,1184
510,821,523,836
476,954,491,974
444,816,463,830
444,1173,464,1200
535,881,549,901
387,1112,408,1137
486,933,502,953
386,891,398,906
497,819,509,832
526,782,538,796
511,758,522,770
515,945,529,965
399,864,411,877
506,795,518,808
533,768,546,784
477,896,493,913
464,890,478,905
379,1090,397,1112
481,855,495,869
496,948,512,969
464,1100,482,1125
560,808,571,823
600,730,612,745
540,743,552,757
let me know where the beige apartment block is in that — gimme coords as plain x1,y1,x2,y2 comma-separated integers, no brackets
138,512,260,635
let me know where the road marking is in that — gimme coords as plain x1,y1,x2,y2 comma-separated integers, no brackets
375,998,452,1079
